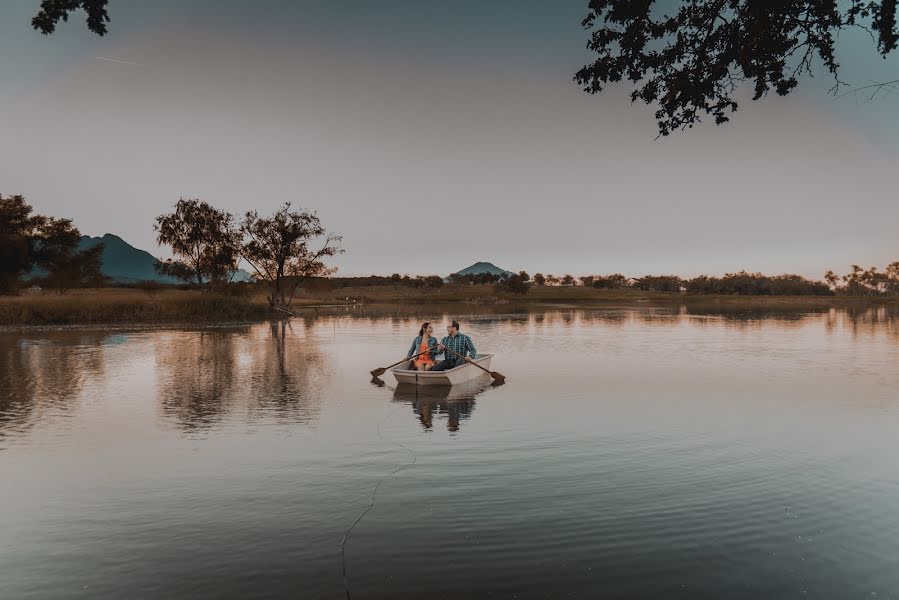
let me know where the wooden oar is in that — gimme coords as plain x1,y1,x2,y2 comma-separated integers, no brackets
442,347,505,383
370,349,433,378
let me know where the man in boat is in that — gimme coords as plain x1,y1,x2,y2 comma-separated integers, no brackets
432,320,477,371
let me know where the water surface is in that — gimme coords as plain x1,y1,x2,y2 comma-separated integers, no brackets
2,307,899,599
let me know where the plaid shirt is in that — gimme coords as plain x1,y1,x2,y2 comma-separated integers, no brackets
441,333,476,360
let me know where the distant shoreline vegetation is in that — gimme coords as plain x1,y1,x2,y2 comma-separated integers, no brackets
4,193,899,327
314,266,899,298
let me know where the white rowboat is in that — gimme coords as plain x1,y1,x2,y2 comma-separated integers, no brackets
391,354,494,386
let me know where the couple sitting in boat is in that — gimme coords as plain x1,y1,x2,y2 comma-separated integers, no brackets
406,320,477,372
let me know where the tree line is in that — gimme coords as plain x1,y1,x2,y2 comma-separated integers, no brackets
357,267,899,297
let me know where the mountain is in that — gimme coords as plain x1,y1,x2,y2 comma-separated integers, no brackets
451,261,515,278
79,234,253,284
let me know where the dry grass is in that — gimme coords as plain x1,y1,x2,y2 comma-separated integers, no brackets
2,285,896,327
0,288,272,326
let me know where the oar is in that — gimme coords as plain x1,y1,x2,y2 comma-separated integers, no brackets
370,349,433,378
442,347,505,383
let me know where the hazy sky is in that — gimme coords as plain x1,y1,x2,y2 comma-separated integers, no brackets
1,0,897,278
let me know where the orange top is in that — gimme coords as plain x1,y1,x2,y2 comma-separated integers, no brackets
414,338,435,367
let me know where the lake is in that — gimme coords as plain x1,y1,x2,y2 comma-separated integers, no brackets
2,306,899,599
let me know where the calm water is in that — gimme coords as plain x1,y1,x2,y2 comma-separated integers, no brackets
2,306,899,599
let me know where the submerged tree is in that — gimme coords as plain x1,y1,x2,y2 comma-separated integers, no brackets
576,1,899,135
240,203,341,312
154,199,241,285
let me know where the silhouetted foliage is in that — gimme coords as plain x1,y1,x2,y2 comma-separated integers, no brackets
154,198,240,285
684,272,832,295
0,194,102,294
518,271,530,282
449,272,505,285
532,273,546,286
495,273,530,295
31,0,110,35
241,203,341,310
40,243,107,294
828,263,899,295
561,274,575,286
576,1,899,135
634,275,683,293
592,274,629,289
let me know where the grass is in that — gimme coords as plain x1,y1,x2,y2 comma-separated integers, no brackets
2,285,897,327
0,288,273,327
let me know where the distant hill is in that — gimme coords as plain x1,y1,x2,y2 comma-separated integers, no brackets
452,261,515,278
79,234,253,284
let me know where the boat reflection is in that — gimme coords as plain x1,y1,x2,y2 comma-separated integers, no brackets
392,377,492,432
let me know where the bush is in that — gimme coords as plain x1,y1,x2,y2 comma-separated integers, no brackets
593,274,628,289
684,272,832,296
633,275,683,293
495,274,529,295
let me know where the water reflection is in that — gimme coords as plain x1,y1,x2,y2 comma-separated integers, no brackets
155,321,331,432
0,332,110,436
392,378,490,432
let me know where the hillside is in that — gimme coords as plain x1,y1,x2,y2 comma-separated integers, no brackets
79,234,253,283
452,261,515,278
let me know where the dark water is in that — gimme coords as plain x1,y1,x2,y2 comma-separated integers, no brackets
2,307,899,599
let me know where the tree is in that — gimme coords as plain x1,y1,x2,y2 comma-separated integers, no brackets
32,0,110,35
576,1,899,136
0,194,101,294
580,275,595,287
241,203,341,311
518,271,530,282
546,274,560,286
41,244,107,294
154,199,240,285
496,273,530,295
561,274,575,286
593,274,628,289
634,275,683,293
533,273,546,286
0,195,41,293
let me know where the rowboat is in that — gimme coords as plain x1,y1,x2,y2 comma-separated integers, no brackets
391,354,494,386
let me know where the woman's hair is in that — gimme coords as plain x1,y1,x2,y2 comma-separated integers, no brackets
419,322,430,337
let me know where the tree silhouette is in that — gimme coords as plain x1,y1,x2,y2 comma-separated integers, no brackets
154,198,241,285
32,0,110,35
576,1,899,135
0,194,103,293
240,203,341,311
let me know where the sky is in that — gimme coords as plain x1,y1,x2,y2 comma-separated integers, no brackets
0,0,897,278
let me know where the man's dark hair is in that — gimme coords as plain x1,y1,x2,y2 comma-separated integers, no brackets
450,320,460,331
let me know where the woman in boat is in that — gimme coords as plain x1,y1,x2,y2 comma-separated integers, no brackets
407,322,439,371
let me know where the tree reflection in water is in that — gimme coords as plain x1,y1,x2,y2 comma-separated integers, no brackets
0,331,110,437
155,320,331,432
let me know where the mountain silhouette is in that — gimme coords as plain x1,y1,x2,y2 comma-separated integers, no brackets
79,234,252,283
452,261,515,278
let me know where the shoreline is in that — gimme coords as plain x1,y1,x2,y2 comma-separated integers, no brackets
2,287,898,329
